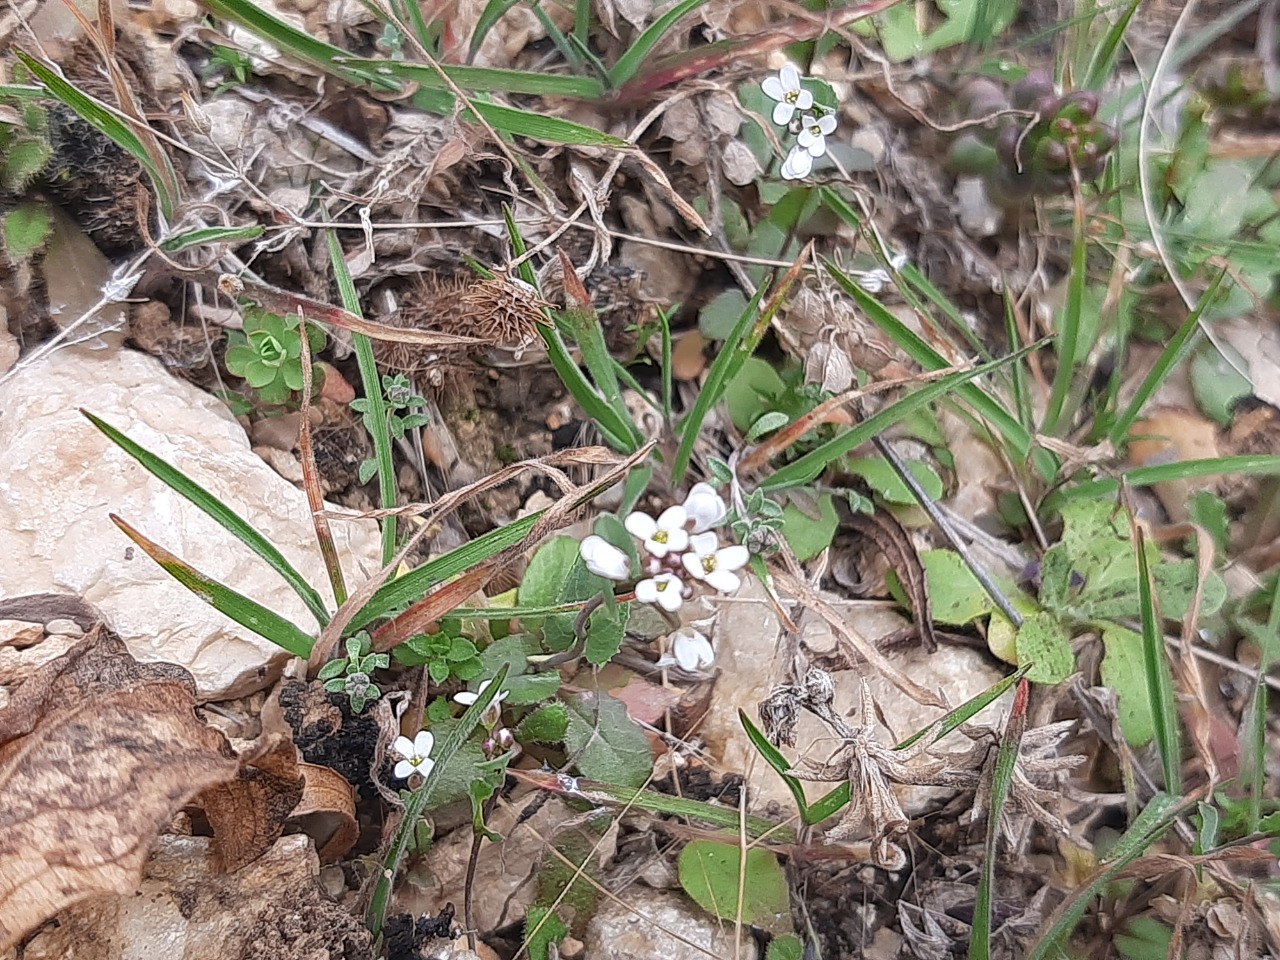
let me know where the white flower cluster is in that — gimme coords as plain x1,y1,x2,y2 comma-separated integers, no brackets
578,483,749,615
762,65,838,181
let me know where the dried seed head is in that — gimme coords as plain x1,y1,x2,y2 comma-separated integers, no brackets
801,667,835,708
759,684,801,748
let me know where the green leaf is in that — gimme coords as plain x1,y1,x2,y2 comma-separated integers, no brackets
520,536,594,650
562,690,652,788
84,410,331,626
723,356,786,432
480,635,562,705
746,411,791,443
1015,611,1073,684
584,597,629,666
159,224,265,254
1190,340,1251,426
677,841,789,927
698,288,750,340
607,0,708,88
779,494,838,562
844,456,944,505
1186,490,1229,556
1100,625,1156,747
517,703,569,743
2,200,52,260
2,137,51,191
920,549,997,625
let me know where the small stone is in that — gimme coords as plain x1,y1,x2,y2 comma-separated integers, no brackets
584,887,748,959
43,618,84,638
559,936,585,959
318,864,346,898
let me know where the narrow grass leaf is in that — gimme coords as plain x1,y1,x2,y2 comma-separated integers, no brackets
760,344,1039,493
738,710,811,822
332,59,601,98
1047,455,1280,507
1026,793,1186,960
366,664,510,936
1083,0,1142,90
348,512,543,632
159,224,264,254
1040,202,1087,435
971,678,1029,960
824,259,1035,462
501,210,636,450
16,52,181,218
607,0,708,88
110,515,315,657
202,0,400,90
326,229,397,565
1109,269,1224,446
1133,525,1182,793
1243,583,1280,832
83,409,330,626
468,0,522,60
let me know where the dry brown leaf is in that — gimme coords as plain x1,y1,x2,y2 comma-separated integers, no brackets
199,730,303,873
286,762,359,862
0,626,239,950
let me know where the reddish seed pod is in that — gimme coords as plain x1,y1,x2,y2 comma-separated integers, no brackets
1010,68,1055,109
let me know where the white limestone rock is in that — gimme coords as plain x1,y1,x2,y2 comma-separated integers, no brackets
0,348,381,699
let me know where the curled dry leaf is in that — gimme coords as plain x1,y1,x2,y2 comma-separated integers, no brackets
0,626,304,950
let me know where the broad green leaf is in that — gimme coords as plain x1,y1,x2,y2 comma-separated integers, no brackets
2,200,51,259
1100,625,1156,747
481,635,562,705
1190,340,1251,426
780,494,838,562
723,356,786,432
677,841,789,928
699,288,750,340
920,549,996,625
517,703,569,743
1015,611,1073,684
562,690,652,787
583,597,629,666
845,456,944,505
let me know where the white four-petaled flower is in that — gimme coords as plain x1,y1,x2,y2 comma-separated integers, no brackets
392,729,435,781
671,628,714,671
580,534,631,581
781,144,813,180
797,113,836,158
682,483,727,533
682,532,750,593
762,64,813,126
635,573,685,612
455,679,509,725
625,505,690,558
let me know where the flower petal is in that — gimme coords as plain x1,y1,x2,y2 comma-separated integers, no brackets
684,483,727,532
781,145,813,179
416,757,436,779
794,89,814,111
715,544,751,572
771,101,795,126
818,114,838,135
392,735,415,760
657,505,687,530
688,531,719,557
394,758,417,780
454,690,478,705
762,75,785,101
635,578,659,603
779,64,800,91
413,729,435,756
805,137,827,158
624,512,657,539
580,535,631,580
664,529,690,553
682,552,707,581
656,588,684,612
705,569,742,593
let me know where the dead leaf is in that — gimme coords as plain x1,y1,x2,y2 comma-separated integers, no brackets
287,762,359,862
199,731,303,873
1128,406,1220,521
0,626,239,950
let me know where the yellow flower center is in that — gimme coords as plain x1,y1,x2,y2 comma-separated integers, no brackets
785,90,799,104
809,123,821,135
654,530,668,544
656,579,670,592
702,556,717,573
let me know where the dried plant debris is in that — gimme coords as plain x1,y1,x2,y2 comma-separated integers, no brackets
764,669,979,869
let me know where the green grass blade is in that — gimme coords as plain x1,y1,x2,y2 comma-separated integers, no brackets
759,344,1040,493
1026,793,1186,960
1243,580,1280,832
111,515,315,657
160,224,264,254
16,52,181,219
468,0,522,60
326,229,397,566
333,59,601,98
658,305,675,423
607,0,708,88
348,512,544,632
738,710,812,822
1083,0,1141,90
1108,269,1225,447
823,259,1035,462
1047,455,1280,507
202,0,400,90
1040,205,1088,435
971,678,1028,960
83,409,331,626
500,209,638,450
1003,291,1032,429
1133,525,1182,793
366,663,511,936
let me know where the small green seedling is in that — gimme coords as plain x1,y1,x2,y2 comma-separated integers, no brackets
393,628,485,685
351,373,430,484
224,307,326,405
318,631,389,712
